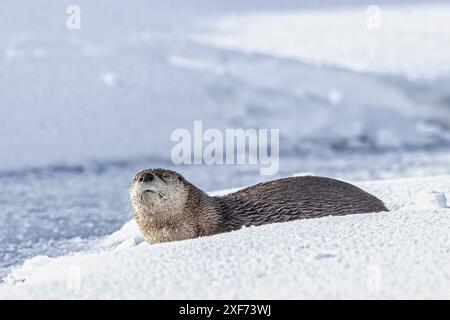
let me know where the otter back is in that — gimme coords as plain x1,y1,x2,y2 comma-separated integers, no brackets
214,176,388,231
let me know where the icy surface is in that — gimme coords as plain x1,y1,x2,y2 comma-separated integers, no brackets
1,0,450,298
1,1,450,171
1,175,450,299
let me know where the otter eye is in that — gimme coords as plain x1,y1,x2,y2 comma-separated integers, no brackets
178,176,183,181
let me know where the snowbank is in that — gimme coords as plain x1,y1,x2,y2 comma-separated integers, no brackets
2,2,450,171
1,175,449,299
193,4,450,80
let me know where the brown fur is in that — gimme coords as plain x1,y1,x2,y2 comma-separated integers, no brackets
130,169,388,244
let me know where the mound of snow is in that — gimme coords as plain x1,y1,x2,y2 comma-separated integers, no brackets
193,4,450,80
1,175,450,299
188,4,450,150
2,2,450,171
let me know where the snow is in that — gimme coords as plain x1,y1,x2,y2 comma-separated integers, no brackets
1,0,450,299
1,1,450,171
192,4,450,80
1,175,450,299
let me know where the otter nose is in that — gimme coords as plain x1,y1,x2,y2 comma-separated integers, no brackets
139,173,154,183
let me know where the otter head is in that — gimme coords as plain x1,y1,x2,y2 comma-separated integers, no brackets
130,168,189,221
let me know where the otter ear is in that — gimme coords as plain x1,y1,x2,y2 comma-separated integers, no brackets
178,175,184,181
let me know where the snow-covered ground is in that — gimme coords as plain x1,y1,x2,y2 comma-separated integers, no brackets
193,4,450,80
1,0,450,299
1,175,449,299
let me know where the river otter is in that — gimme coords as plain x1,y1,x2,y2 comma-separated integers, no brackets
130,168,388,244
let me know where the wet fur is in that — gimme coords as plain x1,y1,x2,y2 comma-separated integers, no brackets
131,169,388,244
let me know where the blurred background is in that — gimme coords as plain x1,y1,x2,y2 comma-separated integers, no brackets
1,0,450,278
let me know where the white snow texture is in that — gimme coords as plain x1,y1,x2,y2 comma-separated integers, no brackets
1,0,450,300
1,175,449,299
